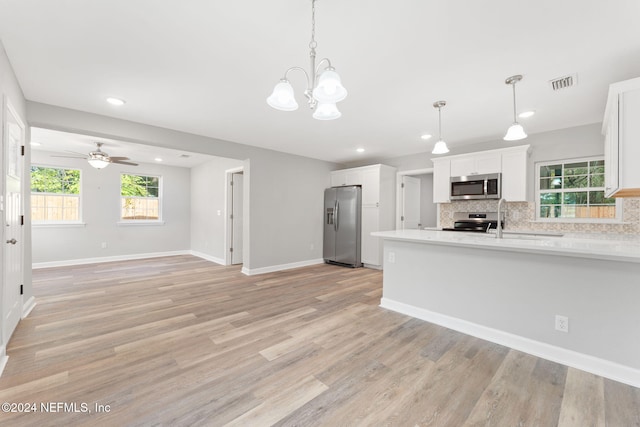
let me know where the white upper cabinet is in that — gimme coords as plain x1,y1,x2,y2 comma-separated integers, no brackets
603,77,640,197
431,145,530,203
450,152,501,177
432,158,451,203
330,169,363,187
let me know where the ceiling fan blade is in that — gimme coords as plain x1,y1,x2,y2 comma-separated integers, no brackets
108,156,131,161
111,160,138,166
63,150,88,156
51,155,87,159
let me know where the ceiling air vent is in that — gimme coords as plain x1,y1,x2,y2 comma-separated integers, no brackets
179,154,191,158
549,74,577,91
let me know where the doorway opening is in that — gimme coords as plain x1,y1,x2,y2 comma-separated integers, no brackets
396,168,439,230
225,168,244,265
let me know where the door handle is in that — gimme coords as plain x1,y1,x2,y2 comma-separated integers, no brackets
6,238,17,245
334,201,339,231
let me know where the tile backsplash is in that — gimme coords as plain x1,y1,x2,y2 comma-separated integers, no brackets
439,199,640,235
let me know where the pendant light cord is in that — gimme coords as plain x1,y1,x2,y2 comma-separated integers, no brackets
438,106,443,140
512,83,517,123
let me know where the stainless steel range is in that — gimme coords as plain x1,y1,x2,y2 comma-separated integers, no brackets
442,212,504,233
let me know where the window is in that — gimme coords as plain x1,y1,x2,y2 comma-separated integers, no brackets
536,157,620,221
121,174,161,220
31,166,81,223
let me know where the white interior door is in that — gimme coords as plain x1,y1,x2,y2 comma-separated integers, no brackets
231,172,243,265
3,99,24,343
401,176,421,229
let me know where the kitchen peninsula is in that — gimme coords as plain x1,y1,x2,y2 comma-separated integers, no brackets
372,229,640,388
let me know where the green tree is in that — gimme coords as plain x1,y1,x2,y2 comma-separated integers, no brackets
31,167,80,194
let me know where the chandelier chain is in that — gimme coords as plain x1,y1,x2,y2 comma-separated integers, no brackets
309,0,317,49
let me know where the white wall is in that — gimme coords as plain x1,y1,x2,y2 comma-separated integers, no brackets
349,123,604,174
31,150,191,265
190,157,244,263
1,39,30,364
27,102,335,272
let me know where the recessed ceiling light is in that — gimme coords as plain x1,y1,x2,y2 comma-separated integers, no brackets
421,134,432,140
155,158,163,162
519,110,535,118
356,148,365,153
106,97,126,106
30,141,41,146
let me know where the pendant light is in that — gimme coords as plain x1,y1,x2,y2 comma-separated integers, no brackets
267,0,347,120
503,75,528,141
432,101,449,154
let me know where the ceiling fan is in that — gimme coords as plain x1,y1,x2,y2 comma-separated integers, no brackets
52,142,138,169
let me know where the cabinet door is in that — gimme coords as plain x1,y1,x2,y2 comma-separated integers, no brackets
361,206,380,266
450,157,475,177
501,150,528,201
604,116,619,198
330,170,363,186
361,167,380,205
450,153,501,176
432,160,451,203
475,153,502,174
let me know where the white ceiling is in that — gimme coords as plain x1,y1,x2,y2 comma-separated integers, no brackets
30,127,216,168
1,0,640,164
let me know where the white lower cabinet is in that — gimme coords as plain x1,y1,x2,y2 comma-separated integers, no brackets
330,164,396,268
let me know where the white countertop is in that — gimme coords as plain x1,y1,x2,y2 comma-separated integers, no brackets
372,229,640,263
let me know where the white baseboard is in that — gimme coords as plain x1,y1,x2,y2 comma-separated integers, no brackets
190,251,225,266
242,258,324,276
32,250,191,269
22,296,36,319
380,297,640,388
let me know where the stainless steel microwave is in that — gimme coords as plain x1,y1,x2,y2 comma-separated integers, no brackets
450,173,501,200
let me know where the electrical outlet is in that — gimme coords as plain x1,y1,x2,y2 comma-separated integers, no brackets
388,252,396,263
101,242,107,249
555,315,569,332
310,243,314,251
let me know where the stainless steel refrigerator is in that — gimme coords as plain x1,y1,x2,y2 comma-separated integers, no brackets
323,186,362,267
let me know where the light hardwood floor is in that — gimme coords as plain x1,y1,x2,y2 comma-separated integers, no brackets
1,255,639,426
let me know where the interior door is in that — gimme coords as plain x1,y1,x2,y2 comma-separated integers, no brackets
231,172,243,264
402,175,421,229
3,99,24,343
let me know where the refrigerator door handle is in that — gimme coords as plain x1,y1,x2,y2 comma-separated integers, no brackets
334,200,339,231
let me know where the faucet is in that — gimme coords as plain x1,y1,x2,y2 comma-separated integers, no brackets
496,198,506,239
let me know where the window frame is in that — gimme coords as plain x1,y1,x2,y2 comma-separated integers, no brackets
119,173,163,224
30,164,83,225
535,156,622,223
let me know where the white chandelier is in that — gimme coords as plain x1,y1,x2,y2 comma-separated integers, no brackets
267,0,347,120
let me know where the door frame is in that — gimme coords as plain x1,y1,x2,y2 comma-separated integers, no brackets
395,168,439,230
224,166,243,265
2,96,26,366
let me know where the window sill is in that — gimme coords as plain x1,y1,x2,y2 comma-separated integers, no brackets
532,219,625,225
117,220,165,226
33,222,86,228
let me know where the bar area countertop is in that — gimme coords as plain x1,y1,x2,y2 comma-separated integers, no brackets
373,228,640,388
372,229,640,263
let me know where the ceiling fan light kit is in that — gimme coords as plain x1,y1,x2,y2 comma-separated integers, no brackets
267,0,347,120
52,142,138,169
